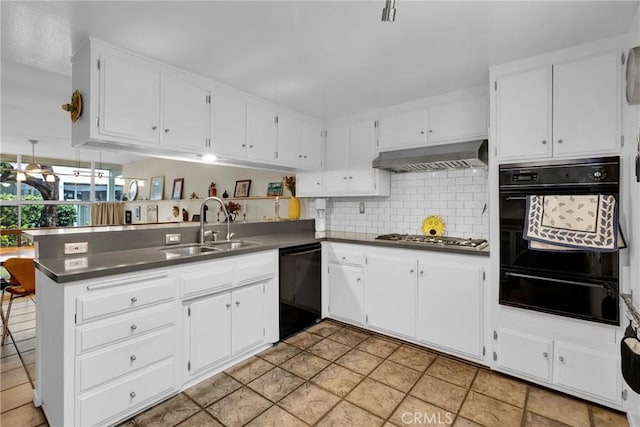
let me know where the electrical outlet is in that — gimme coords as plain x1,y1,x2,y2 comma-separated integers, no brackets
165,234,181,244
64,242,88,255
359,202,365,214
64,257,88,270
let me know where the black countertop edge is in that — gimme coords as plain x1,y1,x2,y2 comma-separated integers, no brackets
35,231,489,283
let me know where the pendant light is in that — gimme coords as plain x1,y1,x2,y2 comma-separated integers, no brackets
25,139,41,177
381,0,397,22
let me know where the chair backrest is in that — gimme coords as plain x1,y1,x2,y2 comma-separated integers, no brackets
3,258,35,293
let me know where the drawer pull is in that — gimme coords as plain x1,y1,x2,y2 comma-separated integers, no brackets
130,297,138,303
410,269,415,274
130,324,137,331
235,301,240,307
420,270,424,276
543,352,548,358
130,354,137,361
559,356,565,362
225,303,231,309
130,391,136,398
341,256,347,261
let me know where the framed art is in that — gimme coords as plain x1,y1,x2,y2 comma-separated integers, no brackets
267,181,283,196
172,178,184,200
149,176,164,200
147,205,158,223
234,180,251,198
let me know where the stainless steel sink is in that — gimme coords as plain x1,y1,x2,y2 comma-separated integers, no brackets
161,244,221,257
208,240,261,250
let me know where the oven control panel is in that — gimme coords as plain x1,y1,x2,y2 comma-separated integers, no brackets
499,157,619,188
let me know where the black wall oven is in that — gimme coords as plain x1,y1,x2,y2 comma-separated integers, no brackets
499,157,620,325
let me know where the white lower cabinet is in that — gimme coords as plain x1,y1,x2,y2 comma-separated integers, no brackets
323,243,486,362
327,263,364,325
417,261,484,358
36,250,278,427
495,326,621,405
366,254,417,338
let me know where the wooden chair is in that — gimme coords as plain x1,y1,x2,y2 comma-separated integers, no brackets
1,258,35,345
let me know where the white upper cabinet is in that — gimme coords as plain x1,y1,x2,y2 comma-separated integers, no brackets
325,124,350,171
276,113,323,170
494,50,621,161
162,75,211,150
428,95,488,143
553,52,620,157
246,103,278,162
99,54,161,145
377,94,488,151
212,93,247,157
378,109,428,150
496,67,553,160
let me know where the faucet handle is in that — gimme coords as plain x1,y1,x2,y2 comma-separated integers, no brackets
227,232,236,241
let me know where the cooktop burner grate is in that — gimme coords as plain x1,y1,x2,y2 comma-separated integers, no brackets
375,233,488,249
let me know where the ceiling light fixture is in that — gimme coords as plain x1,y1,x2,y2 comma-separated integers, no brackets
381,0,397,22
25,139,41,176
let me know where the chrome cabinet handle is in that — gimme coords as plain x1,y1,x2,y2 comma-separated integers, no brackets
409,269,415,274
249,145,254,148
428,129,433,133
130,297,138,303
348,176,353,179
543,352,548,358
241,143,247,147
130,354,136,361
130,391,136,398
298,154,303,158
152,126,158,131
303,155,307,159
357,277,362,282
226,303,231,309
557,139,564,144
542,140,547,145
420,131,425,135
559,356,565,362
341,256,347,261
420,270,424,276
164,128,170,133
235,301,240,307
130,324,137,331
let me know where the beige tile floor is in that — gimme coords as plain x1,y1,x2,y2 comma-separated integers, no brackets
0,296,630,427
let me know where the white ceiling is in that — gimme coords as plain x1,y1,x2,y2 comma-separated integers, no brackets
2,1,639,122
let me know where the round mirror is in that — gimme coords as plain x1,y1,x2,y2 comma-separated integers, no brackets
128,180,138,201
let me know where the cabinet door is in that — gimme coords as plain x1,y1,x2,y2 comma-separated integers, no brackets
301,121,323,170
366,254,417,338
99,55,160,144
554,341,619,403
212,93,247,157
277,114,304,167
417,261,483,358
327,263,364,324
496,329,552,382
428,96,488,144
187,293,231,375
348,119,377,193
553,52,620,157
162,76,210,149
325,124,349,171
231,282,265,354
496,67,552,160
246,104,277,162
297,172,324,197
378,109,428,151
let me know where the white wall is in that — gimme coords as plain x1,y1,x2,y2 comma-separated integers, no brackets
317,168,488,239
122,158,301,223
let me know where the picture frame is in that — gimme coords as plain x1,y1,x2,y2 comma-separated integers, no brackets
149,176,164,200
147,205,158,223
172,178,184,200
267,181,283,197
234,180,252,198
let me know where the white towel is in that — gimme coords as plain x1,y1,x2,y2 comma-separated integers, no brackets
524,195,619,252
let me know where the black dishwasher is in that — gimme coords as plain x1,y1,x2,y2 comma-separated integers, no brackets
279,243,321,339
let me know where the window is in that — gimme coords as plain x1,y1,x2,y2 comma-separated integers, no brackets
0,155,123,247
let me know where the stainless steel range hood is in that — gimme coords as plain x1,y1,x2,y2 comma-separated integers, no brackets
372,139,488,172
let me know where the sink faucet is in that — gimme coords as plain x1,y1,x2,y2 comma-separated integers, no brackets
199,196,233,243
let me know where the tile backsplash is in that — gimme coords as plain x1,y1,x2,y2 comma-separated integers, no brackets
313,168,488,239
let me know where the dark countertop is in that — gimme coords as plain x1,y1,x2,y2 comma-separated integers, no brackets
35,231,489,283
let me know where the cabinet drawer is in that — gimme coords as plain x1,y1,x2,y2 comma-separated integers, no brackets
181,265,233,298
77,327,175,392
76,275,176,323
237,257,275,284
77,359,176,427
327,248,364,266
76,302,175,354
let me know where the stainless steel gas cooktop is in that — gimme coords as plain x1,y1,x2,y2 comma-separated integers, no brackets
375,233,488,249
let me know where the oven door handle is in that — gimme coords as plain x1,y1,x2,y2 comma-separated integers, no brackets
504,272,608,289
504,196,528,201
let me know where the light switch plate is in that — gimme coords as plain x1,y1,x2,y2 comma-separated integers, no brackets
359,202,365,214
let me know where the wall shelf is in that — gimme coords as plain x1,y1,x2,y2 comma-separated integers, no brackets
126,196,291,202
